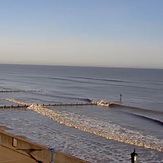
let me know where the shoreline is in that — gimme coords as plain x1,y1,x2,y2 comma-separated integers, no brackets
0,124,89,163
0,125,12,131
0,124,28,140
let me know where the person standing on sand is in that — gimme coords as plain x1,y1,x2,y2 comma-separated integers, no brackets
120,93,122,103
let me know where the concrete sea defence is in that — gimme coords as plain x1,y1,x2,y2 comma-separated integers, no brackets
0,129,89,163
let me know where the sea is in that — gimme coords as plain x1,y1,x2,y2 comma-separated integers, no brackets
0,64,163,163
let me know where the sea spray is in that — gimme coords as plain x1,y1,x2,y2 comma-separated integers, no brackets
5,98,163,152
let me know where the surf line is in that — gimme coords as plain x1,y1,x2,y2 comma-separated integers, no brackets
5,98,163,152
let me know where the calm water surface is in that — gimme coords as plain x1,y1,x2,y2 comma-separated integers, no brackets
0,64,163,162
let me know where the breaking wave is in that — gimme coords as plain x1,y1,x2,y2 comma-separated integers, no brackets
110,103,163,115
5,98,163,152
126,113,163,126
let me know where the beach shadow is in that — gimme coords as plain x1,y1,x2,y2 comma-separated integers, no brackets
17,148,43,163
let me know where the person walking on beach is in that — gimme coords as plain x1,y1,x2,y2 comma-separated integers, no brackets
131,149,138,163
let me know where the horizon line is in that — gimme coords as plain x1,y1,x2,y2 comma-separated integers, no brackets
0,63,163,70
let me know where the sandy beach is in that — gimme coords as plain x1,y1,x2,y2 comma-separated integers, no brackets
0,125,41,163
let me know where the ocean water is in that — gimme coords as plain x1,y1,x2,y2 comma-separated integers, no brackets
0,64,163,162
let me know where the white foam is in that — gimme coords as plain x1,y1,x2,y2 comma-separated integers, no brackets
5,98,163,152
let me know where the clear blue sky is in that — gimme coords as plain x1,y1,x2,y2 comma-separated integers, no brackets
0,0,163,68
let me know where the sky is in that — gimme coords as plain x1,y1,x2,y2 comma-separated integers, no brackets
0,0,163,68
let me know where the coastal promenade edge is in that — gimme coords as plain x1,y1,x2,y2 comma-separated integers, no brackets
0,129,89,163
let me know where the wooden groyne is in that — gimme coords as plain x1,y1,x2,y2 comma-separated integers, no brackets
0,105,29,109
0,103,97,109
41,103,97,107
0,102,116,110
0,90,40,93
